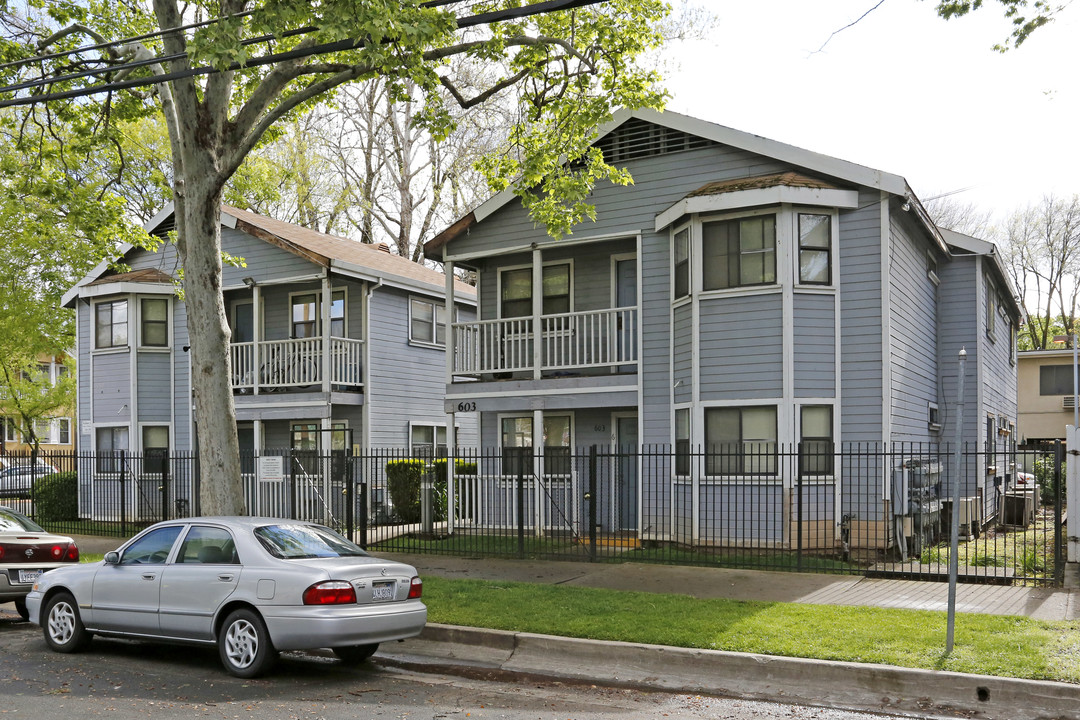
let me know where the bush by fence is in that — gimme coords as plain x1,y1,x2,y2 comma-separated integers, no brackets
34,471,78,522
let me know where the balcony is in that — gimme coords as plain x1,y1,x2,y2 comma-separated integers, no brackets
452,307,638,378
230,337,363,393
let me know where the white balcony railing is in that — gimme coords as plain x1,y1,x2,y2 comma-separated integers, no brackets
231,337,364,392
452,307,638,377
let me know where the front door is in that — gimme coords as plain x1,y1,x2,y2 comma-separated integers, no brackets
614,414,638,532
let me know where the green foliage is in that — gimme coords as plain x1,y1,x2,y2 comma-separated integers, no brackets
1033,453,1063,506
385,459,425,524
934,0,1059,50
34,471,78,522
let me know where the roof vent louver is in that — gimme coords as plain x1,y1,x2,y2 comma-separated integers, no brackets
594,118,715,164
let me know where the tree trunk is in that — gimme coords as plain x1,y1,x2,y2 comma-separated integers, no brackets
176,175,245,516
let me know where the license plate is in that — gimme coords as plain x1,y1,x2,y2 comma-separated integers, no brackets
372,581,394,601
17,569,42,584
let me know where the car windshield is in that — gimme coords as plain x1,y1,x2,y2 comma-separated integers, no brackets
0,507,45,532
253,524,368,559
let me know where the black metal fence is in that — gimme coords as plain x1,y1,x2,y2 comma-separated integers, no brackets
4,441,1065,586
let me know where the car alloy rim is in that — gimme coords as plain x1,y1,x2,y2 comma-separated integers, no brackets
224,619,258,668
48,601,75,644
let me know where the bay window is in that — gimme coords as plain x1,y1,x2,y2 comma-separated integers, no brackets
95,299,128,349
798,214,831,284
702,215,776,290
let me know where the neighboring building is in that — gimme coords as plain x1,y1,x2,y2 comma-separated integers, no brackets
62,205,476,517
424,108,1020,552
1017,349,1078,443
1,354,75,459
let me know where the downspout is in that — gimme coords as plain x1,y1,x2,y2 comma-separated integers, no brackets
361,278,383,454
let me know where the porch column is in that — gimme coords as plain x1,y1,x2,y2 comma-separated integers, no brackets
251,284,261,396
321,274,332,393
533,408,543,536
532,249,543,380
444,261,455,385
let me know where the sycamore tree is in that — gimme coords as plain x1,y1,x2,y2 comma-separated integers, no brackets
0,0,666,514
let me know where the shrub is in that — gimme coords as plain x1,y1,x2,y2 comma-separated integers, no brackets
432,459,478,521
34,471,78,522
1032,454,1064,506
385,460,425,524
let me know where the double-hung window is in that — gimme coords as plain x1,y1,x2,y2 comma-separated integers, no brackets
799,406,833,476
673,228,690,299
143,426,170,475
705,406,777,476
798,214,832,285
291,290,346,338
411,424,448,458
985,279,997,341
675,408,690,476
702,215,776,290
96,426,129,473
410,298,448,345
95,299,128,349
500,264,571,318
141,298,169,347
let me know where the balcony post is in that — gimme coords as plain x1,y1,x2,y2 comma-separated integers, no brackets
532,249,543,379
321,274,332,392
252,283,261,396
444,261,455,384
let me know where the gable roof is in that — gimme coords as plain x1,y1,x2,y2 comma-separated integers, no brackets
425,107,942,257
64,204,474,307
939,227,1022,321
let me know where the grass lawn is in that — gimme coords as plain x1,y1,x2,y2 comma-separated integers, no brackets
75,552,1080,682
423,576,1080,683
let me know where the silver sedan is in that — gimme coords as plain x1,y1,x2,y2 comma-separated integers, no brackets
25,517,427,677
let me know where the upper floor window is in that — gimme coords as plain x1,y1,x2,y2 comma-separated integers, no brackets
141,298,169,347
797,214,831,285
705,406,777,476
500,264,571,318
95,299,128,349
673,228,690,299
702,215,776,290
410,298,448,346
985,279,997,341
291,290,346,338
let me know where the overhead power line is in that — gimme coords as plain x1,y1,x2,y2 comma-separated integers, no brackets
0,0,605,108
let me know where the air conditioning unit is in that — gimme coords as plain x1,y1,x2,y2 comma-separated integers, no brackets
1063,396,1077,410
956,496,979,538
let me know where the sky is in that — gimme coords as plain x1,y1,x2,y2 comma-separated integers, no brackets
659,1,1080,216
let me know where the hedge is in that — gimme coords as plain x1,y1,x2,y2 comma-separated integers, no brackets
384,459,478,525
34,471,78,522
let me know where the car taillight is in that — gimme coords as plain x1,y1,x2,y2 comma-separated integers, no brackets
303,581,357,605
0,545,4,560
407,576,422,599
64,542,79,562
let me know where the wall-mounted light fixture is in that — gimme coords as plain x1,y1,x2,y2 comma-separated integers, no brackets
242,277,256,288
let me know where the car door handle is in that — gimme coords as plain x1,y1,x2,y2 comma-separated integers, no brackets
142,573,156,581
218,574,234,582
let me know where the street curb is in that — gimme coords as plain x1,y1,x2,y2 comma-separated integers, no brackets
395,624,1080,720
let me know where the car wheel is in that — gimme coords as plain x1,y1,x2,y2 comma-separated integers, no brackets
218,608,277,678
43,592,91,653
332,643,379,663
13,597,29,622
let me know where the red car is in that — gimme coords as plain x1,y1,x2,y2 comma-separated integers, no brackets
0,506,78,620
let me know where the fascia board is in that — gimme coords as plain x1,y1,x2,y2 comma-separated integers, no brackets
655,187,860,231
331,259,477,304
68,282,176,303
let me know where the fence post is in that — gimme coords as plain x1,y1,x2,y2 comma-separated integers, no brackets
796,446,803,573
1055,440,1065,585
119,450,127,538
345,449,355,542
160,450,170,522
588,446,598,562
517,455,525,559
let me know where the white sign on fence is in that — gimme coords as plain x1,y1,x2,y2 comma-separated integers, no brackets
258,456,284,483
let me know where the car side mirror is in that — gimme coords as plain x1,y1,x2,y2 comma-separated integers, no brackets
104,551,120,565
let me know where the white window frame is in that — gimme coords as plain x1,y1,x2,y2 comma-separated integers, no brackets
701,402,780,481
95,424,130,475
496,260,575,319
926,250,940,286
57,418,71,445
496,412,575,481
409,296,452,348
408,421,455,458
288,287,347,339
3,417,19,443
700,207,780,293
93,298,130,352
138,296,172,350
796,403,836,480
985,277,997,342
672,223,691,304
139,423,172,477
